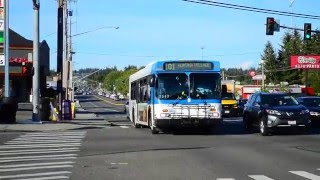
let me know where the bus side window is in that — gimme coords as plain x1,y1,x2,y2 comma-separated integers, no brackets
131,82,135,100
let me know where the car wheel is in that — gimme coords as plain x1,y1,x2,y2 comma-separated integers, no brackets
259,117,269,136
243,115,252,132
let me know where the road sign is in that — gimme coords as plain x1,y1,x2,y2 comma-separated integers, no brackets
0,31,3,43
0,8,4,19
0,20,4,31
0,54,4,66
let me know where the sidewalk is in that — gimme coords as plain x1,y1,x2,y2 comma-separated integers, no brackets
0,101,108,132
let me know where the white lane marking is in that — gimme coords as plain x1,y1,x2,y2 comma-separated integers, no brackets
120,126,129,129
0,161,74,168
289,171,320,180
89,101,99,108
0,171,71,179
0,156,76,163
110,162,129,165
0,154,77,160
0,143,81,149
0,149,79,156
0,165,73,172
249,175,274,180
6,140,82,144
14,175,69,180
216,179,235,180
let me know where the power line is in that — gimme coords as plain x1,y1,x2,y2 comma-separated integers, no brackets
182,0,320,20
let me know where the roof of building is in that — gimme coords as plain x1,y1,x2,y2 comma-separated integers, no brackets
0,29,33,48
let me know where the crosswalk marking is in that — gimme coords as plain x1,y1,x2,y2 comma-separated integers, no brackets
0,131,86,179
0,171,71,179
0,143,81,149
14,137,84,141
0,165,74,172
249,175,274,180
0,161,74,168
14,176,70,180
216,178,235,180
17,135,84,139
0,149,79,156
6,140,82,144
0,156,76,163
0,154,77,160
289,171,320,180
0,147,79,155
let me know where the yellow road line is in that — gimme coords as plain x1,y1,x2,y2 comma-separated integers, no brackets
94,95,124,106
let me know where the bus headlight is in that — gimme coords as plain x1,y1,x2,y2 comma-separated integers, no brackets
160,113,171,118
209,112,219,117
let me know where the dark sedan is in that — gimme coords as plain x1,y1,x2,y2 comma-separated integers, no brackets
297,96,320,127
243,92,311,135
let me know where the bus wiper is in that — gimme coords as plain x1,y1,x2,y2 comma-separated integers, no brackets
173,97,181,106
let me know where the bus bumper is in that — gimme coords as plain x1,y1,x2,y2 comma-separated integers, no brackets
155,118,223,128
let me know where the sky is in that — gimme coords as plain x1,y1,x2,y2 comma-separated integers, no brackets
9,0,320,70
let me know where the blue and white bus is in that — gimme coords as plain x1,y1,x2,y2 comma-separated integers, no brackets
129,60,222,134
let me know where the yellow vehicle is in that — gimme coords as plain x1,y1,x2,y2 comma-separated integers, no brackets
221,80,238,116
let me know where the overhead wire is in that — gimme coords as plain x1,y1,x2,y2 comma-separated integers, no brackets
182,0,320,20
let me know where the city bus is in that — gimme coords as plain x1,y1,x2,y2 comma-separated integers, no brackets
128,60,222,134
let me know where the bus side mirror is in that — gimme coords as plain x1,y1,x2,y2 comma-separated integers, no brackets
149,77,155,87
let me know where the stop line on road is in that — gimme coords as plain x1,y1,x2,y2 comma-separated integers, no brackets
217,169,320,180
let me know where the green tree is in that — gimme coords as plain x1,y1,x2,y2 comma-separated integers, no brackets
261,41,278,84
103,70,121,92
115,68,139,95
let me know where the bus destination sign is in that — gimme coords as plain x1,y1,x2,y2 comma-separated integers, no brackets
164,62,213,71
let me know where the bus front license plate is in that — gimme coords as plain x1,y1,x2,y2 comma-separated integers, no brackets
182,120,192,125
288,121,296,125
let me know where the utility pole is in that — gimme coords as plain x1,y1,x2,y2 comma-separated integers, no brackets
63,0,68,101
32,0,40,122
68,9,73,101
57,0,64,119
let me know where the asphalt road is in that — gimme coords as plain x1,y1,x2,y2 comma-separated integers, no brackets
1,95,320,180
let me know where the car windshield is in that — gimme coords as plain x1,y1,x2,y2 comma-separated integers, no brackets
190,73,221,99
156,73,188,100
261,94,299,106
221,92,235,100
302,98,320,107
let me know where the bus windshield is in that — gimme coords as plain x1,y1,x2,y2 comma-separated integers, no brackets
190,73,221,99
157,73,188,100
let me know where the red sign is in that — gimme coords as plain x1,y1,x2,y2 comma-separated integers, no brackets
248,70,256,77
9,57,30,63
291,55,320,69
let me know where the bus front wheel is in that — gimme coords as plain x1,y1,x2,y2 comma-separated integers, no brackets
148,119,159,134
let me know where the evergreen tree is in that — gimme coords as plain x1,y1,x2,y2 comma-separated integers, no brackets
261,41,278,84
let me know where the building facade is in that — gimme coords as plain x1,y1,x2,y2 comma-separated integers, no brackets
0,29,50,102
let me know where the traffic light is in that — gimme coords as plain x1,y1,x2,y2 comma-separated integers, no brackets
304,23,312,40
266,17,274,35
